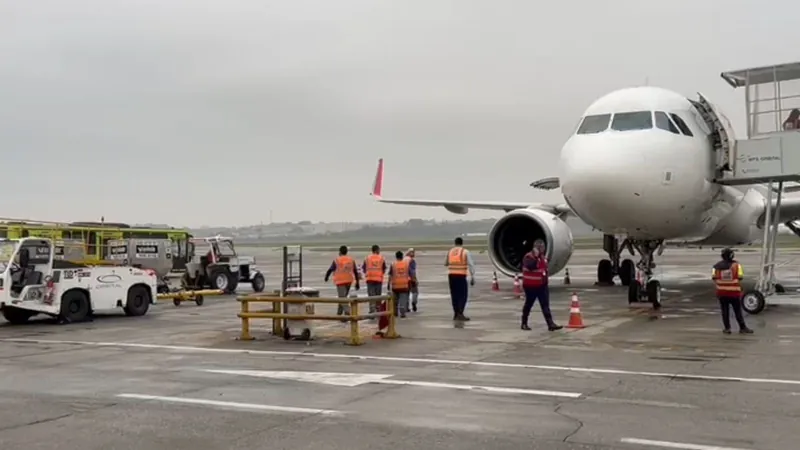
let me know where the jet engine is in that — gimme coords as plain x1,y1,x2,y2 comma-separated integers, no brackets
488,208,574,277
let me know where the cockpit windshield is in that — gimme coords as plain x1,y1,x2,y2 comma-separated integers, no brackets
610,111,653,131
576,114,611,134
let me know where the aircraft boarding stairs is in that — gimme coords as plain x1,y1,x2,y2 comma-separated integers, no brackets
715,61,800,314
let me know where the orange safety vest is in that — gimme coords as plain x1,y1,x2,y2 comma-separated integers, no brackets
712,262,742,298
364,254,385,283
447,247,468,276
333,255,355,285
391,260,410,290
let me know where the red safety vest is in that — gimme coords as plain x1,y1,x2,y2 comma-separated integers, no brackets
521,252,547,288
712,262,742,298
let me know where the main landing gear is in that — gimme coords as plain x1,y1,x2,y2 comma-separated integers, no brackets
596,234,663,309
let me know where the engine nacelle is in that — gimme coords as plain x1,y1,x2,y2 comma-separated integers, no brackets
488,208,574,278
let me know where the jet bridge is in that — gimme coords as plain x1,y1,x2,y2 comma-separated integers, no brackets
717,61,800,314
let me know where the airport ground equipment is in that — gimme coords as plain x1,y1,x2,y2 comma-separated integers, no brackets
180,236,265,294
0,218,193,272
237,293,398,346
281,245,303,293
716,61,800,314
157,289,224,307
105,238,175,293
0,237,158,324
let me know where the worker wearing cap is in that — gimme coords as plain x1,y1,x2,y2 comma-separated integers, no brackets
362,245,387,314
388,250,415,318
404,248,419,312
324,245,360,317
445,237,475,321
712,248,753,334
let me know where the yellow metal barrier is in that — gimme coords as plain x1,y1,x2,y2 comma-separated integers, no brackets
236,294,400,346
157,289,224,307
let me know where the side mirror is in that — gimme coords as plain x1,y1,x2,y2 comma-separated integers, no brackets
18,248,29,268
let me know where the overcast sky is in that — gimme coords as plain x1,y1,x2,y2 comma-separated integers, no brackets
1,1,798,227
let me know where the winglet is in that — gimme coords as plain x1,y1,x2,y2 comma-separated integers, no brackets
371,158,384,199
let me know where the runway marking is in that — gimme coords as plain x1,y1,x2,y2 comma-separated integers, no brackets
204,369,583,399
116,393,342,415
620,437,752,450
7,338,800,387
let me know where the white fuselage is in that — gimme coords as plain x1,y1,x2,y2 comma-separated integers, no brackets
559,86,763,244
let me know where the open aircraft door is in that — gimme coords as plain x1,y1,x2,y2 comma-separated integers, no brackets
690,92,738,177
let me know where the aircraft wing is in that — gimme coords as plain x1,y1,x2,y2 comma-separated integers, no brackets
370,159,572,216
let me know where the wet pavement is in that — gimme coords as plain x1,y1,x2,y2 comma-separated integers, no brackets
1,247,799,449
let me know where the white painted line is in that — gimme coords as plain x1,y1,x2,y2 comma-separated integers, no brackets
206,369,583,399
620,437,751,450
205,369,394,387
116,394,341,415
376,379,582,398
8,338,800,387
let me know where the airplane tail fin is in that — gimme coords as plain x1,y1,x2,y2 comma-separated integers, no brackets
371,158,384,199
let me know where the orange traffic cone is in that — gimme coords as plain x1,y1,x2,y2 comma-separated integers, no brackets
491,271,500,291
566,292,585,329
563,268,571,285
513,274,522,298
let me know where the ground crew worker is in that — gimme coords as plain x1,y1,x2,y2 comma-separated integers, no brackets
405,248,419,312
324,245,360,317
388,250,415,318
362,245,387,314
712,248,753,334
445,237,475,321
520,246,562,331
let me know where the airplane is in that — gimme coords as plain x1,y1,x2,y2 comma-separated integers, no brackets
369,62,800,313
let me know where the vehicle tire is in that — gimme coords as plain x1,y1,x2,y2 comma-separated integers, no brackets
173,298,181,307
210,269,230,292
2,306,35,325
225,272,239,294
646,279,661,309
619,259,635,286
627,281,641,304
300,328,311,341
775,283,786,293
195,295,204,306
597,259,614,285
251,273,265,293
283,327,291,341
742,290,766,315
60,290,90,323
124,285,151,317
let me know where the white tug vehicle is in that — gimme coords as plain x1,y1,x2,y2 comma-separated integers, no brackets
0,237,157,324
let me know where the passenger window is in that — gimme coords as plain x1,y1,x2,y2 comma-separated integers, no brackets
576,114,611,134
610,111,653,131
670,113,694,136
655,111,680,134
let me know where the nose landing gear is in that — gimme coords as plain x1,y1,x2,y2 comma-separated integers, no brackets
596,235,663,309
596,234,636,287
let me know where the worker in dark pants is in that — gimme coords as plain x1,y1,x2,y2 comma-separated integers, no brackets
712,248,753,334
520,246,562,331
362,245,387,314
324,245,360,319
445,237,475,321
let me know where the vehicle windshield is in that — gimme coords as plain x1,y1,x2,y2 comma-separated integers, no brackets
0,242,16,272
217,241,236,257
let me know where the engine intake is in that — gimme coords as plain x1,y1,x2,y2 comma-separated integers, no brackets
488,208,574,277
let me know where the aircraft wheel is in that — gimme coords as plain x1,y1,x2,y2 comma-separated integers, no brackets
619,259,635,286
627,280,641,304
742,290,766,315
597,259,614,285
646,280,661,309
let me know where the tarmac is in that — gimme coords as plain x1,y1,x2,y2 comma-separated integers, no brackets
1,247,800,449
